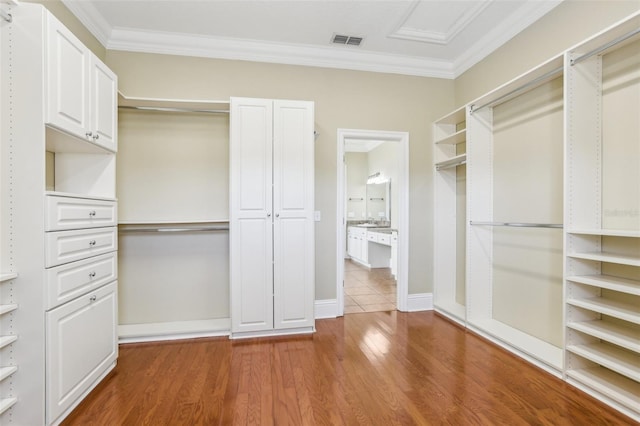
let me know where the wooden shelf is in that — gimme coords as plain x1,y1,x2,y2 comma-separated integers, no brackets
568,228,640,238
568,251,640,267
435,129,466,145
567,343,640,381
0,304,17,316
567,320,640,353
567,367,640,414
0,335,17,350
0,366,17,382
45,191,117,202
0,273,17,283
0,397,17,416
118,92,229,113
567,297,639,324
435,154,467,171
566,275,640,296
434,107,465,125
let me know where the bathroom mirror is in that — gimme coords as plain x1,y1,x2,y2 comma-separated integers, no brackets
366,179,390,222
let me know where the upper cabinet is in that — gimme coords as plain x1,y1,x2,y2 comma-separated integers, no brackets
45,14,116,152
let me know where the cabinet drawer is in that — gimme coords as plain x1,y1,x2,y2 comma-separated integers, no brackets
367,233,378,242
46,252,117,310
46,195,116,231
46,281,117,425
45,227,117,268
378,234,391,245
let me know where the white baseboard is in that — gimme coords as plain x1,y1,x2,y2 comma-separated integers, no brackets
406,293,433,312
315,299,339,319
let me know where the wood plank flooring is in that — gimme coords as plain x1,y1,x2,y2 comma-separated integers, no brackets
62,312,637,425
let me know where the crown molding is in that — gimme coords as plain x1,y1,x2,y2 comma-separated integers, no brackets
452,0,563,77
61,0,112,46
389,0,490,45
107,28,456,78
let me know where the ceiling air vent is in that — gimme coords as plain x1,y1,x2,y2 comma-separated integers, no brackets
331,34,363,47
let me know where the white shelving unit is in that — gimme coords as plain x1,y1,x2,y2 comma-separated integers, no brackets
117,94,232,342
564,11,640,421
464,53,565,375
433,106,467,325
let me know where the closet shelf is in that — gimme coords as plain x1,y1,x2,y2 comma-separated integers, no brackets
118,92,229,113
45,191,117,202
434,107,466,125
566,367,640,413
567,343,640,381
0,397,17,416
435,154,466,171
0,273,17,283
568,228,640,238
118,219,228,225
568,251,640,267
567,297,640,324
566,274,640,296
567,320,640,353
0,304,17,315
435,129,466,145
0,366,17,382
0,335,17,350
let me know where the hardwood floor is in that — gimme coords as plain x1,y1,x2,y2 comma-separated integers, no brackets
344,259,397,314
63,312,636,426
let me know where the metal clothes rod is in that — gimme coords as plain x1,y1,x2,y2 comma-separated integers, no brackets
119,226,229,233
118,105,230,114
0,8,11,23
470,66,563,114
470,221,563,229
572,27,640,65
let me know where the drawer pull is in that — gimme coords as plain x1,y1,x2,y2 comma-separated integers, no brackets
92,134,100,140
85,131,93,138
89,295,97,302
89,271,96,279
89,240,97,246
89,211,96,217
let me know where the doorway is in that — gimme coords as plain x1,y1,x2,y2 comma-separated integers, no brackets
336,129,409,316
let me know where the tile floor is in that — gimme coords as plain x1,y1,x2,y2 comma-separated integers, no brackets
344,259,397,314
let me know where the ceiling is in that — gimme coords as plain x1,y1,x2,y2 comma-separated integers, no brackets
62,0,563,79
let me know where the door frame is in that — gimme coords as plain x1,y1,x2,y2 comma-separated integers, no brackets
336,128,409,315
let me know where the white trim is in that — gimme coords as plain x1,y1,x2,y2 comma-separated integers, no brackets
230,327,315,340
61,0,112,47
337,129,410,316
453,0,563,77
315,299,339,319
118,318,231,343
106,28,454,79
406,293,434,312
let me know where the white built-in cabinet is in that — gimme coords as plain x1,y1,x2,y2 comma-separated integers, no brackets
1,3,118,425
230,97,315,338
433,11,640,423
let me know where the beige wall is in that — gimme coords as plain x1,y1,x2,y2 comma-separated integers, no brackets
345,152,368,221
368,142,398,227
455,0,640,106
106,51,455,298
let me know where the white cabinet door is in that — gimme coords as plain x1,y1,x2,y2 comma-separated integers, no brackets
90,57,117,152
46,13,90,139
46,282,117,425
230,98,274,334
273,100,315,330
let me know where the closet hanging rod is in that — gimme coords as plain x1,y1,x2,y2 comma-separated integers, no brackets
0,8,11,22
470,221,563,229
119,226,229,233
571,27,640,65
118,105,230,114
470,66,563,114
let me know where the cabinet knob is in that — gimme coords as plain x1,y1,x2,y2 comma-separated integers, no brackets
89,210,96,217
267,213,271,217
85,131,93,138
89,240,96,246
276,213,280,218
89,271,96,278
93,134,100,140
89,295,97,302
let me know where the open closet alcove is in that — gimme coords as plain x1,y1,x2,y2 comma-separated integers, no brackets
117,94,231,342
434,11,640,422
